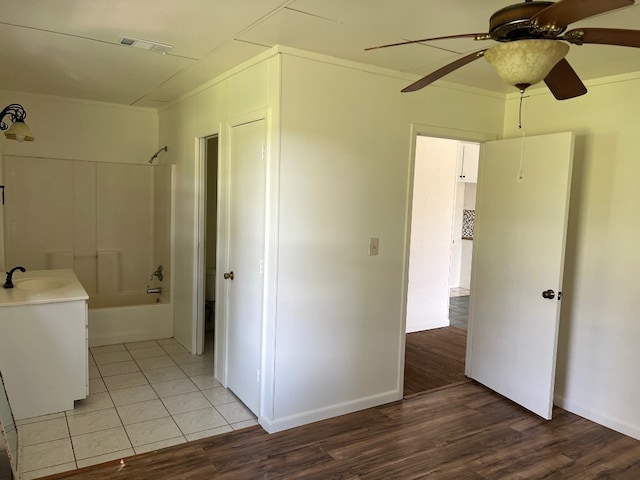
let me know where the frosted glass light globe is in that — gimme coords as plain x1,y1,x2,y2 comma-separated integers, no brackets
484,39,570,91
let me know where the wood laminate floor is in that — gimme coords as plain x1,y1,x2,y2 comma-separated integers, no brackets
404,326,469,397
43,381,640,479
39,325,640,479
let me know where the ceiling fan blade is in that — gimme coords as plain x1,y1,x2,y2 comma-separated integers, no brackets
365,33,489,51
565,27,640,47
543,59,588,100
531,0,634,29
402,50,486,93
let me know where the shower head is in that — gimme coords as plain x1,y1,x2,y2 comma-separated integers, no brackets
149,146,168,164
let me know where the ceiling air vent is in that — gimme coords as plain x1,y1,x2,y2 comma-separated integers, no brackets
118,37,173,54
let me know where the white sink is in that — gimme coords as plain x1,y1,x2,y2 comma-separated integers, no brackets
15,278,67,293
0,269,88,307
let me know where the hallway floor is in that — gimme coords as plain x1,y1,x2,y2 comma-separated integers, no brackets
17,336,256,480
404,326,468,397
449,292,469,331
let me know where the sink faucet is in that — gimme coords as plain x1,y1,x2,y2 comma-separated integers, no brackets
4,266,26,289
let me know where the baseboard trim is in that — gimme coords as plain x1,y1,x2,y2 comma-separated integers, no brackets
406,318,449,333
554,394,640,441
403,379,473,400
259,389,402,434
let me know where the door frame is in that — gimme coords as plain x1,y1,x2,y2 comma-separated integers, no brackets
401,124,496,389
0,153,4,271
194,133,220,356
192,108,279,423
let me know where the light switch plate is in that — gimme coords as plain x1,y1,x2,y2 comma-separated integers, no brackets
368,237,379,256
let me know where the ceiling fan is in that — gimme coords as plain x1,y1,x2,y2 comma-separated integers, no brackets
366,0,640,100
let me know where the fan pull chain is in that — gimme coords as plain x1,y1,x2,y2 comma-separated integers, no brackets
517,91,529,183
518,91,525,129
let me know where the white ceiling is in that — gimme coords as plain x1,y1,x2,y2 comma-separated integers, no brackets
1,0,639,107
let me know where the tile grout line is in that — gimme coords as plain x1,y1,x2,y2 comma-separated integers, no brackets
64,404,79,471
121,340,208,449
121,340,180,451
126,341,190,452
23,336,252,476
103,374,135,459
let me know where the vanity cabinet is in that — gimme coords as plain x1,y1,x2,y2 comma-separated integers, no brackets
0,269,88,420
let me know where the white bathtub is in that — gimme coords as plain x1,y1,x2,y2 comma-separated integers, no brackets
88,294,173,347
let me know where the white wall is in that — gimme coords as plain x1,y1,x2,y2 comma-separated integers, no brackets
158,52,279,355
0,91,157,165
159,46,504,432
449,181,464,289
502,73,640,440
406,136,458,332
4,48,638,442
270,50,504,430
0,92,159,284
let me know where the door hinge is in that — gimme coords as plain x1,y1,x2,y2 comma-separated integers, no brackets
0,185,4,205
261,145,265,162
256,368,261,383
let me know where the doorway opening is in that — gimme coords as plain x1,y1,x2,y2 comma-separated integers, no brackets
198,135,219,358
403,134,478,398
192,117,268,426
448,140,479,332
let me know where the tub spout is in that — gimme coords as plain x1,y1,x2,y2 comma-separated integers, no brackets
146,286,162,294
4,266,26,289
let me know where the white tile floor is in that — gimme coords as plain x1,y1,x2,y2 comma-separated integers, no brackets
16,335,257,480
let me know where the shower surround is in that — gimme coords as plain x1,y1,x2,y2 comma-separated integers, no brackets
1,155,173,346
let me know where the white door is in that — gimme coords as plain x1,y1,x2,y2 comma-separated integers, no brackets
224,118,266,416
467,131,574,419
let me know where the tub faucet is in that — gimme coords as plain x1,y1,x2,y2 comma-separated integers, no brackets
4,266,26,289
150,265,163,282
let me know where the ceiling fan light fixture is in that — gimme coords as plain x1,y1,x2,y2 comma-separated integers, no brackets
484,39,570,91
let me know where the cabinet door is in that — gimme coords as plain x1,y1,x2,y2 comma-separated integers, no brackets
1,301,87,419
457,142,479,183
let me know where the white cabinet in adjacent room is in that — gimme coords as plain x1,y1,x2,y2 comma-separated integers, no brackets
457,142,480,183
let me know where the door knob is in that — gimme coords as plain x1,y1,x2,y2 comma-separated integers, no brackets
542,289,555,299
223,271,234,280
